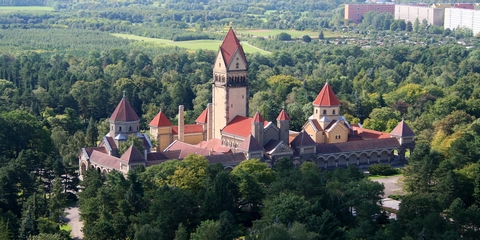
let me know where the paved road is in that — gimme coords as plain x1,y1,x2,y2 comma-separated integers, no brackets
372,175,404,198
64,203,83,240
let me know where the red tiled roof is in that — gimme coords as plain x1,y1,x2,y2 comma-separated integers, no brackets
277,109,290,121
149,111,172,127
308,119,323,132
146,150,182,166
172,124,204,135
110,97,140,122
220,28,247,67
316,138,400,154
206,153,246,165
222,116,269,138
120,145,145,163
89,151,120,170
84,147,108,156
197,138,232,153
253,111,264,123
313,83,341,106
238,134,264,152
390,120,415,137
352,126,392,139
195,108,208,124
165,140,214,159
290,131,316,147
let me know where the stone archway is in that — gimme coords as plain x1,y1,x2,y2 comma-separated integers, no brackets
348,153,358,165
327,156,336,168
80,162,87,176
338,155,347,167
359,152,368,165
96,167,101,173
101,168,108,176
371,151,379,164
224,166,234,172
380,150,390,163
317,157,326,168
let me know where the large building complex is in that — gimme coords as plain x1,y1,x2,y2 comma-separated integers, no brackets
345,4,395,24
394,5,445,26
444,8,480,35
79,29,415,176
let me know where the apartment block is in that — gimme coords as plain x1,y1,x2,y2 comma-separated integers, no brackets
444,8,480,35
395,5,444,26
345,4,395,24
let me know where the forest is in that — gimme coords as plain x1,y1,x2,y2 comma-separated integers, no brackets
1,0,480,239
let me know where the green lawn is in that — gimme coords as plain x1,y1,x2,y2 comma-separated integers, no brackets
0,6,54,12
112,34,270,54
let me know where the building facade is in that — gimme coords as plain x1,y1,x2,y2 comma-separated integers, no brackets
345,4,396,24
444,8,480,36
395,5,444,26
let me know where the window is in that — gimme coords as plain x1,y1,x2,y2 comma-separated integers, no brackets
242,95,244,99
236,63,239,69
119,127,122,132
219,63,221,67
315,109,318,114
332,110,336,114
323,110,327,114
231,104,233,108
129,126,132,131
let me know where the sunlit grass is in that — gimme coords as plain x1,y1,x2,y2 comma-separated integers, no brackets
0,6,54,12
112,33,270,54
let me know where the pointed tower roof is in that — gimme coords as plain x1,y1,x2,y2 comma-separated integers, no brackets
253,111,265,123
195,108,208,124
238,134,264,152
110,97,140,122
149,111,172,127
290,131,316,147
313,83,341,107
220,28,247,67
276,109,290,121
120,145,145,163
390,120,415,137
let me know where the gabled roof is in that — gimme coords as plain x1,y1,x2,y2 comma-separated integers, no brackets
195,108,208,124
316,138,400,154
89,151,120,170
221,116,269,138
290,131,316,147
306,119,323,132
313,83,341,107
164,140,214,159
220,28,247,67
253,111,264,123
110,97,140,122
277,109,290,121
390,120,415,137
238,134,264,152
149,111,172,127
120,145,145,164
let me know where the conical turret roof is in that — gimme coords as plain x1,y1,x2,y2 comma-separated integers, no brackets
390,120,415,137
276,109,290,121
120,145,145,163
149,111,172,127
313,83,341,107
253,111,265,123
110,97,140,122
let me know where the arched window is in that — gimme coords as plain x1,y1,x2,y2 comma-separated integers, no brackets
129,126,132,131
236,63,239,69
332,110,336,114
119,127,122,132
323,110,326,114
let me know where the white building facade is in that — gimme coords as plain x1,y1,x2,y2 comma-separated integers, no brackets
444,8,480,35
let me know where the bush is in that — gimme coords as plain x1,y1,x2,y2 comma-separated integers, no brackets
388,194,403,200
368,164,399,176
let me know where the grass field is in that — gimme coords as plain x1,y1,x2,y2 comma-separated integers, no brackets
112,34,270,54
367,173,403,180
235,29,359,39
0,6,54,12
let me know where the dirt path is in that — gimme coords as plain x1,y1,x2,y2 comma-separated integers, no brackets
372,175,404,198
64,203,83,240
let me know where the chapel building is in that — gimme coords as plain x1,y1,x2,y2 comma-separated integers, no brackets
79,28,415,175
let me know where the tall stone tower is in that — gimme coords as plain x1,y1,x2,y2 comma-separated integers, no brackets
312,82,341,125
212,28,249,139
109,96,140,144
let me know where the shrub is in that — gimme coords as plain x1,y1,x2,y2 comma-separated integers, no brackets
368,164,399,176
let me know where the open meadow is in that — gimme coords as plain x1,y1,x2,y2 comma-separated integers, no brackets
112,33,270,54
0,6,53,12
235,29,359,39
